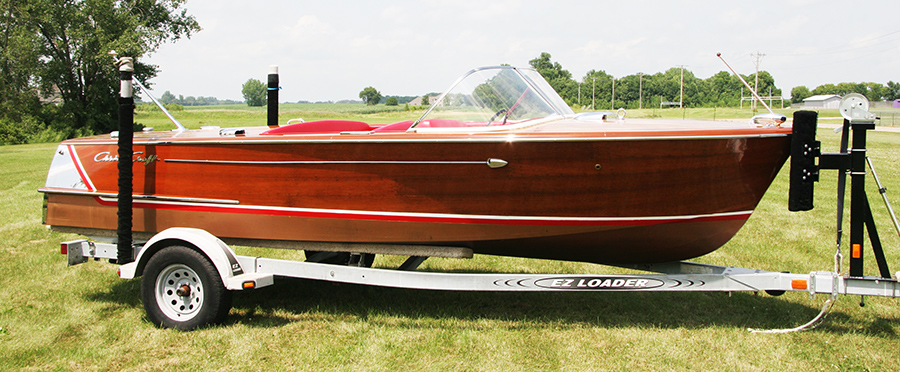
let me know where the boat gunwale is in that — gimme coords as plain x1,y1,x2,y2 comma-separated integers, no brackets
60,132,791,146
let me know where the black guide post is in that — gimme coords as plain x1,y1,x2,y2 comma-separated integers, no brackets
116,57,135,264
788,110,819,211
267,65,279,128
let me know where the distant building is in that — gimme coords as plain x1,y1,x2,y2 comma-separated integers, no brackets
802,94,842,109
37,84,63,105
409,95,438,106
893,99,900,109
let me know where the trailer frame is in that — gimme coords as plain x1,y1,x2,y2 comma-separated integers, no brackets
60,228,900,330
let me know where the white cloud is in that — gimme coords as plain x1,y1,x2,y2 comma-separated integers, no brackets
142,0,900,102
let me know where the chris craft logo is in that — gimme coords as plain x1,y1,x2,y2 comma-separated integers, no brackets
93,151,159,165
535,276,665,290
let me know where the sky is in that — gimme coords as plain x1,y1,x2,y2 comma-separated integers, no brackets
143,0,900,103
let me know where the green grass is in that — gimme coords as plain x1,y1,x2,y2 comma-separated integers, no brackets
1,107,899,371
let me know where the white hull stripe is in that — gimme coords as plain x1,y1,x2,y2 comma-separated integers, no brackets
92,196,753,227
68,145,96,192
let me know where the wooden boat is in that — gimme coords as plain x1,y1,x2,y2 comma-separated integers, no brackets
40,66,791,264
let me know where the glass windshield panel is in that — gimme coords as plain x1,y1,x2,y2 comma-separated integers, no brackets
416,67,568,128
520,69,575,116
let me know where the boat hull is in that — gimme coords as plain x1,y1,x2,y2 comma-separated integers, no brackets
42,129,791,264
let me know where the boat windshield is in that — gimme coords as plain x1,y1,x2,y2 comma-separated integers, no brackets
412,67,574,129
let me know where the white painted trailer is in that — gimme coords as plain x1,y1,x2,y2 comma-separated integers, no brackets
61,227,900,331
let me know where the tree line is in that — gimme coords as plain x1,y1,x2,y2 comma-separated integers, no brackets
353,52,899,112
158,91,242,107
528,52,900,110
0,0,199,145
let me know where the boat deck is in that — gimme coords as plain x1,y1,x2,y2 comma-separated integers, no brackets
68,117,790,144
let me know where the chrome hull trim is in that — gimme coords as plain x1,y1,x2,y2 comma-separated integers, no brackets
38,188,240,205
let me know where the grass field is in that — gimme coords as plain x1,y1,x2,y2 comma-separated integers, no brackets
1,105,899,371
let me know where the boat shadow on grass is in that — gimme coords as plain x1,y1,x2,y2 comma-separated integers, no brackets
85,276,898,336
229,278,898,335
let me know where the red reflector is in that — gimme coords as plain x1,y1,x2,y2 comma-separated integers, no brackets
61,244,68,255
851,244,861,259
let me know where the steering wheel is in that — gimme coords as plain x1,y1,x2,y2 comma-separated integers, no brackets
486,109,507,126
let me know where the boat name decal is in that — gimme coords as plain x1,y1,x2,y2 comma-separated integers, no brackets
533,276,665,290
94,151,160,165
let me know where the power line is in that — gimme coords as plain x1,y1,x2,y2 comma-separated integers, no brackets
769,28,900,57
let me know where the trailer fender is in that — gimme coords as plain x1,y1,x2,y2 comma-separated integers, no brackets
118,228,244,287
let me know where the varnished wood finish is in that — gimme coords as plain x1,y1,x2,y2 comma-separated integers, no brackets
43,119,792,264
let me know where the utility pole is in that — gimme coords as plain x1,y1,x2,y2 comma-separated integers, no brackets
751,51,765,111
592,77,595,110
638,72,644,110
676,65,687,108
611,76,615,110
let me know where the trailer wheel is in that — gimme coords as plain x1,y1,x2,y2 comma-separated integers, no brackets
141,245,232,330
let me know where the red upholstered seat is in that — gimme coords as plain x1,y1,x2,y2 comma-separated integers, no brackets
371,120,414,132
371,119,466,132
260,120,374,135
419,119,466,127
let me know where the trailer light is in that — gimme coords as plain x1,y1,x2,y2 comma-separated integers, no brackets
851,244,861,259
60,243,68,255
791,279,807,290
242,281,256,289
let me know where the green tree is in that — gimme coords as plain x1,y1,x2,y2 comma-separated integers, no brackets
812,83,839,96
385,96,398,106
863,82,887,101
702,71,743,107
529,52,577,105
241,79,266,106
0,0,44,144
791,86,812,103
580,70,613,109
2,0,199,140
160,90,176,104
886,81,900,101
359,86,382,105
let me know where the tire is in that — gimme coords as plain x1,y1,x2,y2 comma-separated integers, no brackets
141,245,232,330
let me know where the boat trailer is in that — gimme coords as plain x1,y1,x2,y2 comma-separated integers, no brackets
56,63,900,331
60,227,898,331
61,102,900,330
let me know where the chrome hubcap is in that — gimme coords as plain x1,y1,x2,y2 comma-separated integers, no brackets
155,264,203,321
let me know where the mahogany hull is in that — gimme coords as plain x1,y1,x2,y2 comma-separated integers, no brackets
42,127,791,264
